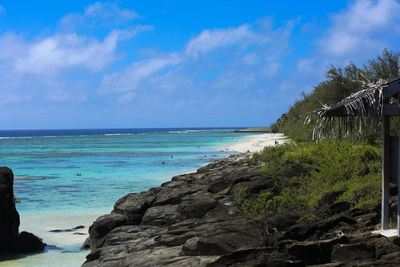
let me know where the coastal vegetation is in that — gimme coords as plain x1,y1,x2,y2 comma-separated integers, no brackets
235,142,381,219
270,48,400,142
237,49,400,220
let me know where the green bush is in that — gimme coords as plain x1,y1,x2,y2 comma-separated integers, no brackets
235,141,381,219
13,195,21,204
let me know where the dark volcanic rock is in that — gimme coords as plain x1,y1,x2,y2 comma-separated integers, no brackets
0,167,20,251
331,242,375,262
13,231,45,253
177,197,217,219
183,236,230,255
264,211,301,229
113,190,158,224
140,204,182,226
82,237,90,249
207,179,230,193
287,236,349,264
83,156,400,267
0,167,45,254
284,214,357,241
89,213,126,249
207,248,305,267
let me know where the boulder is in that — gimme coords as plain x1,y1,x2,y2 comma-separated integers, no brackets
0,167,20,251
89,213,126,249
13,231,45,253
113,190,158,224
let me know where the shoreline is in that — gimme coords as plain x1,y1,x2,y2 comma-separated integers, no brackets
81,132,294,266
82,134,400,266
1,130,274,267
220,133,288,153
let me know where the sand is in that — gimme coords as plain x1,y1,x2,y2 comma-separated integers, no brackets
221,133,288,153
1,211,103,267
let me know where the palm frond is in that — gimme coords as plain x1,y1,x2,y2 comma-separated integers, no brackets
307,79,387,140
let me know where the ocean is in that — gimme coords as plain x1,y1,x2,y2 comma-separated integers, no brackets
0,128,251,266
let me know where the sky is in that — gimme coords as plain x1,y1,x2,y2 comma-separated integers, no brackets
0,0,399,129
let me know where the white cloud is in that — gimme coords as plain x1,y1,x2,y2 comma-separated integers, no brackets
100,53,181,93
60,2,138,29
184,25,256,58
0,26,151,75
100,22,288,99
85,2,137,20
0,32,26,60
317,0,400,57
0,3,151,107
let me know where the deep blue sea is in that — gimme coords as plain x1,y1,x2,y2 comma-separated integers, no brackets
0,128,250,266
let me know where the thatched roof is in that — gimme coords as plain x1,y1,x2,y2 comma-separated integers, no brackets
309,77,400,140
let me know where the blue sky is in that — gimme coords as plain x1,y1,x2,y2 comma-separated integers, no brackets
0,0,399,129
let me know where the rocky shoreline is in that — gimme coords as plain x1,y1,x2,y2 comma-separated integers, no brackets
82,153,400,266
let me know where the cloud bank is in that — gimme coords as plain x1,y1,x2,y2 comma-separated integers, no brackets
318,0,400,58
1,0,400,129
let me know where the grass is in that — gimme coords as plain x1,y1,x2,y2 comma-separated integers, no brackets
235,141,381,219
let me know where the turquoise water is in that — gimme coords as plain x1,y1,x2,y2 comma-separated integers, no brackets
0,128,250,266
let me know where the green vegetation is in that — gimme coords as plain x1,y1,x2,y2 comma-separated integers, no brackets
236,49,400,220
13,195,21,204
271,49,400,142
235,142,381,219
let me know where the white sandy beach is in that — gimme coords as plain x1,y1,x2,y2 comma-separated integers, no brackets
221,133,288,153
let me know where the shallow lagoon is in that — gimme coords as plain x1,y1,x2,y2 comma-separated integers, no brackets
0,128,249,266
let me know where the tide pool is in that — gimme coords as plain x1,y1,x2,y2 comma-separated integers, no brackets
0,128,250,266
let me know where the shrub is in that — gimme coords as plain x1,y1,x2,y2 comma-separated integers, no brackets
236,141,381,219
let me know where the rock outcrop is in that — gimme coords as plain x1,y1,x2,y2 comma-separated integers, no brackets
0,167,45,253
83,157,400,266
0,167,20,250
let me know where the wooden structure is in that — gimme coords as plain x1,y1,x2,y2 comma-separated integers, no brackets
312,77,400,235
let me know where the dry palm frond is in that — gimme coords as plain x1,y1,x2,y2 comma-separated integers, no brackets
306,79,387,141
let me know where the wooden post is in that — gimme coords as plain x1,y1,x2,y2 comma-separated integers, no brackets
382,115,390,230
398,136,400,236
